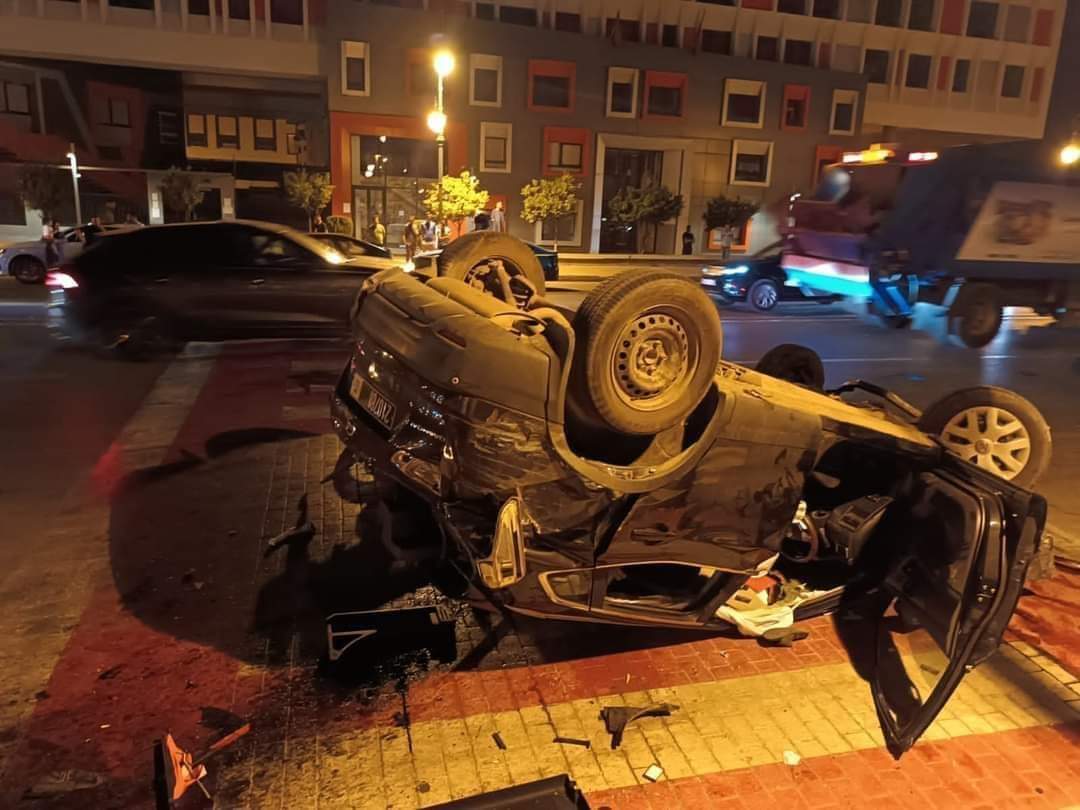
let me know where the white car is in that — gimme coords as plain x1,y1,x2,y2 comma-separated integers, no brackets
0,224,132,283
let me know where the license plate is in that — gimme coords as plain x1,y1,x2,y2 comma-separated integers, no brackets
701,278,717,287
350,374,395,428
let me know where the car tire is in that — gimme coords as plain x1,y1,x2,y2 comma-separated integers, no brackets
11,256,46,284
918,386,1051,488
948,283,1002,348
437,232,546,305
571,271,721,435
747,278,780,312
756,344,825,391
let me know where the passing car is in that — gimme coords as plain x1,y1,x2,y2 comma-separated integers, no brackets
412,235,559,281
309,232,395,263
0,223,131,284
701,241,837,311
331,233,1051,757
53,220,392,355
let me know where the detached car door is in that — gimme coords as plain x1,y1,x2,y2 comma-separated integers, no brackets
870,458,1045,756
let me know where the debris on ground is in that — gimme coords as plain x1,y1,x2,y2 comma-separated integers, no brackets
760,626,811,647
153,723,251,808
22,769,105,799
642,764,664,782
325,604,457,665
553,736,591,749
264,493,316,555
97,664,123,680
492,731,507,750
424,775,588,809
179,569,205,591
783,750,802,766
600,703,679,749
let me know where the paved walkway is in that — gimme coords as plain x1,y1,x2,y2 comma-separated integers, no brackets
0,343,1076,809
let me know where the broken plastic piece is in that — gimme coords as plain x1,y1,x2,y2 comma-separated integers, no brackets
23,770,105,799
600,703,678,749
492,731,507,750
642,764,664,782
553,736,591,749
761,626,811,647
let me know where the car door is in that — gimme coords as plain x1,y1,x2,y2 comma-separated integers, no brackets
869,459,1044,756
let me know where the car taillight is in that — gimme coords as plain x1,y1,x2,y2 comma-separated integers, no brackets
45,270,79,289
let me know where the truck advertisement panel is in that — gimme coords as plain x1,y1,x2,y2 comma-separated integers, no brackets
957,181,1080,264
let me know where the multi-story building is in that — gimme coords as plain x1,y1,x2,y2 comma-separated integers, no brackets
2,0,1069,253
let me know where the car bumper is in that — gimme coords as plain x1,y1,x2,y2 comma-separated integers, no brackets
700,277,746,302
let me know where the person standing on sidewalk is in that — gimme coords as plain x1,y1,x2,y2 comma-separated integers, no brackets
41,219,58,268
720,225,735,260
312,213,328,233
682,225,695,256
403,216,419,262
491,201,506,233
368,214,386,246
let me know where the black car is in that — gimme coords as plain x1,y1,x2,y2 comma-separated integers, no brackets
412,237,559,281
53,220,390,354
309,232,395,262
331,235,1051,758
701,242,836,311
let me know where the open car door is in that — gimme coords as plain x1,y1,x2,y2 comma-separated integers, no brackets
871,460,1045,757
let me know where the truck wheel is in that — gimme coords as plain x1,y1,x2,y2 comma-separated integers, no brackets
748,278,780,312
437,232,545,306
949,284,1002,348
756,344,825,391
918,386,1051,488
571,273,721,435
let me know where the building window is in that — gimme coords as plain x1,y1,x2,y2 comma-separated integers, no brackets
875,0,902,26
907,0,935,30
0,82,31,115
606,67,638,118
905,54,932,89
830,89,858,134
475,2,494,20
778,0,805,13
756,36,779,61
661,24,679,47
543,127,588,175
216,115,238,148
286,123,307,156
529,60,574,111
606,17,640,42
847,0,872,22
812,0,840,18
1001,65,1024,98
784,39,813,66
1003,5,1030,42
701,29,732,55
535,200,583,247
500,5,536,26
469,54,502,107
643,71,686,118
186,113,207,147
782,85,810,130
158,110,180,144
102,98,130,127
730,140,772,187
479,122,511,173
554,11,580,32
967,1,998,38
548,142,582,172
952,59,971,92
341,41,370,96
254,118,276,151
723,79,766,128
863,49,890,84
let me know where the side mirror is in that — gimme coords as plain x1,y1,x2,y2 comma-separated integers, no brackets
477,497,527,589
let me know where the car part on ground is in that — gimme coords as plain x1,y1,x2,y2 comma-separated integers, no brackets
436,232,547,306
918,385,1051,488
425,775,590,809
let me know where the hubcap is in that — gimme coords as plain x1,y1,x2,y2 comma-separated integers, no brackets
753,283,777,309
939,406,1031,480
610,307,697,411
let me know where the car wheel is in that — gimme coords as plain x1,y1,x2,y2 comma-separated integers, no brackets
918,386,1051,488
747,278,779,312
756,344,825,391
437,232,546,307
11,256,46,284
949,283,1002,348
572,272,721,435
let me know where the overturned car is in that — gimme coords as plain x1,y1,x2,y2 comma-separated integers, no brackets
331,234,1051,756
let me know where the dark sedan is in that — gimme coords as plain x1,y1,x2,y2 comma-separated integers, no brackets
412,239,559,281
52,220,388,355
700,242,836,311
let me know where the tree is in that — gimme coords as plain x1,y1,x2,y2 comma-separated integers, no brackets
18,164,68,223
159,168,205,222
326,215,353,236
284,168,334,230
703,195,759,232
607,185,684,253
423,171,488,229
520,174,580,252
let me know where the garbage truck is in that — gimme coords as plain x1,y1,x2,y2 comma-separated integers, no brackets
779,140,1080,347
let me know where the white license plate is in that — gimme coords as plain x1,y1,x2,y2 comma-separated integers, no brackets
701,278,718,287
350,374,395,428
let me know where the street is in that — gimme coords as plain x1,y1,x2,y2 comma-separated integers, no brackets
0,277,1077,809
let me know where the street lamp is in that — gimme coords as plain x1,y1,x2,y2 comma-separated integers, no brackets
1061,142,1080,167
430,49,454,242
66,143,82,224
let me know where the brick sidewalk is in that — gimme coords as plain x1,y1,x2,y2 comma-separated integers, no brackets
1,344,1077,809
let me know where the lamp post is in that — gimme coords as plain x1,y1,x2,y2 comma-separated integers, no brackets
66,143,82,224
429,49,454,240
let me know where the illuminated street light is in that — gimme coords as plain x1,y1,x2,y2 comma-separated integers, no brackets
1060,143,1080,167
433,50,455,79
426,110,447,136
66,143,82,224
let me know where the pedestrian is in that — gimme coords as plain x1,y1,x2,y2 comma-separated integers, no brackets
490,200,506,233
474,208,491,231
682,225,695,256
420,218,438,251
84,215,104,247
312,213,328,233
404,216,419,262
720,224,735,260
41,218,58,268
368,214,386,246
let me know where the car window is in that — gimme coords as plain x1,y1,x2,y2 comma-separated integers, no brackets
754,241,783,259
247,231,315,268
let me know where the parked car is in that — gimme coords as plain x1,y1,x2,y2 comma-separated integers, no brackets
0,223,131,283
700,241,837,311
52,220,391,355
331,233,1051,758
309,232,395,263
412,236,559,281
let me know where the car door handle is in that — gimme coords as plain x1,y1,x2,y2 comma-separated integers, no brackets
250,278,265,286
154,277,169,284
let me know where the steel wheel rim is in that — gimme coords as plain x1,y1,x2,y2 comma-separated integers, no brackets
610,306,697,412
462,257,530,305
753,282,778,309
939,406,1031,480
